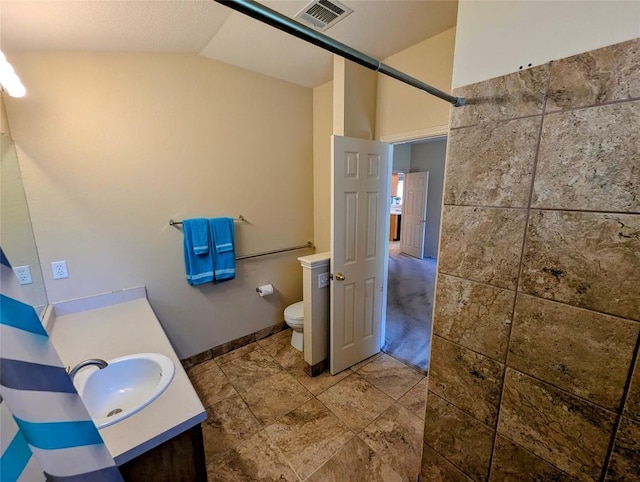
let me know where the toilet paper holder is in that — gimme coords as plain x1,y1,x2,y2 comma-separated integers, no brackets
256,284,274,297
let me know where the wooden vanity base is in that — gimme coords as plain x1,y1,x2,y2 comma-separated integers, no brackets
119,424,206,482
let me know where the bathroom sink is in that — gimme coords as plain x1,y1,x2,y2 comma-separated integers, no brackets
73,353,175,429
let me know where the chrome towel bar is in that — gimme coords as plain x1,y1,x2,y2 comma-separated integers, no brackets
170,216,313,260
169,215,246,226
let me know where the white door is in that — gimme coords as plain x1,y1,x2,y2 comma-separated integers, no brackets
331,135,391,374
401,171,429,259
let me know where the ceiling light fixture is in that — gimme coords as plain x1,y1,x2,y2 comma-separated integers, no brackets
0,51,26,98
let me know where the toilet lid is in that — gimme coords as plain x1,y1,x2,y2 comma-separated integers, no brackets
284,301,304,322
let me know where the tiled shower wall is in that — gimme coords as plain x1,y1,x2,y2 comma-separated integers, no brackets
421,39,640,481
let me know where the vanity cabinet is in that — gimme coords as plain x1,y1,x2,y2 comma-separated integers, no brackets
48,294,208,482
119,424,206,482
390,214,401,241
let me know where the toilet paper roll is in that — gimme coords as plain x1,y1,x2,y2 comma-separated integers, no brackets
256,284,274,297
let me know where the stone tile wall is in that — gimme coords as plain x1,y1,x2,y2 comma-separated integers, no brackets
422,38,640,481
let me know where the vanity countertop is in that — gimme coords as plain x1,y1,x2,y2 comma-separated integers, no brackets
49,297,207,465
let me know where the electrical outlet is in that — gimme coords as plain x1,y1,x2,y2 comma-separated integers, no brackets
318,272,329,288
51,260,69,279
13,265,33,285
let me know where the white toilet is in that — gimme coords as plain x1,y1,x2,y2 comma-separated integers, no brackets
284,301,304,352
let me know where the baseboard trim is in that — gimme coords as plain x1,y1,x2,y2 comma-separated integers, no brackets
304,359,328,377
181,322,288,369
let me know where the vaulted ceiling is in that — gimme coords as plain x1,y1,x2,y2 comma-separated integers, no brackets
0,0,458,88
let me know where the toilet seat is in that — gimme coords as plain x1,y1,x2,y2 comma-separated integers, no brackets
284,301,304,324
284,301,304,352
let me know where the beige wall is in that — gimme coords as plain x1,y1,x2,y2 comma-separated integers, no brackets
313,81,333,253
332,57,378,139
0,94,11,137
453,0,640,88
376,27,456,143
5,52,313,358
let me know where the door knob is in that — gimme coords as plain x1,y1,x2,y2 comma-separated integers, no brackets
335,272,346,281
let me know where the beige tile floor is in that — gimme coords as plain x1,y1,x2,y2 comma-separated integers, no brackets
187,329,428,481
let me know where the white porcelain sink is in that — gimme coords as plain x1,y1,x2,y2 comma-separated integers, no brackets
73,353,175,429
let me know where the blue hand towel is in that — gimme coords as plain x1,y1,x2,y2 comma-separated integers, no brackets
183,218,214,285
209,217,236,282
190,218,209,255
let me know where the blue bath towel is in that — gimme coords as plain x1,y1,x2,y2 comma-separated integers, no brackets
183,218,214,285
210,217,236,282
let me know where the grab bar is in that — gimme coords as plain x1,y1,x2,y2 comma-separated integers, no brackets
236,242,313,260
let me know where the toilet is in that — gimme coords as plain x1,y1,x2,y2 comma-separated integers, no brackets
284,301,304,352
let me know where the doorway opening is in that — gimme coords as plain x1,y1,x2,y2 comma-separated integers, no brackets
382,136,447,373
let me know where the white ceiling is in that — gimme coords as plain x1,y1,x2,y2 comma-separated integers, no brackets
0,0,458,88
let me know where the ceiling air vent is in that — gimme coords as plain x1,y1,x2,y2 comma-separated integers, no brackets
295,0,353,32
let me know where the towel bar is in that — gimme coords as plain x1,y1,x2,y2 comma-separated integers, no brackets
171,216,313,260
169,215,246,226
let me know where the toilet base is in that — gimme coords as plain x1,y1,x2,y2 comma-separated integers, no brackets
291,330,303,352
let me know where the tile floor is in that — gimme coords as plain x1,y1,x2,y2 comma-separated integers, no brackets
187,328,428,481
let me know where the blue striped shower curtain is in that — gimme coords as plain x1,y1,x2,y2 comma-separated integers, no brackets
0,248,123,481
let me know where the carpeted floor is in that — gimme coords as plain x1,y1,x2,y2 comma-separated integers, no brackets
383,244,437,373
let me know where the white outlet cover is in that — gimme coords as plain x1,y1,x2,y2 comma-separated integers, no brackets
51,260,69,279
318,272,329,288
13,265,33,285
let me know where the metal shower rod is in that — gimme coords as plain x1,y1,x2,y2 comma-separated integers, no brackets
214,0,465,107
